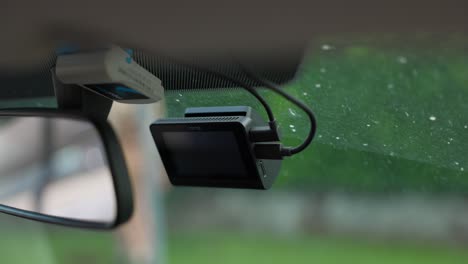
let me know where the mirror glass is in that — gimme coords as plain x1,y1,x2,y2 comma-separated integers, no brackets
0,116,116,223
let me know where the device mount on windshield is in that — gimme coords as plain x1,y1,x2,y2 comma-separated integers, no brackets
52,45,317,189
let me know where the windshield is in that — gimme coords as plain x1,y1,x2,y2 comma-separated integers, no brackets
166,35,468,192
164,34,468,264
1,34,468,264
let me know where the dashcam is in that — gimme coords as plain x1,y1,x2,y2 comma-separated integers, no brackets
52,44,316,190
150,106,282,189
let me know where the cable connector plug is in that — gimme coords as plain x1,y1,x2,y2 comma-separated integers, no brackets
250,120,280,142
254,143,284,160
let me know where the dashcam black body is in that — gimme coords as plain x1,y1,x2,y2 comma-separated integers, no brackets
150,106,281,189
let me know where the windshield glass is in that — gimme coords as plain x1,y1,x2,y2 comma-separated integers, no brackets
162,35,468,263
166,35,468,192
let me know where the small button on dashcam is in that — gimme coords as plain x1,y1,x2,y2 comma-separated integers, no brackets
258,160,267,178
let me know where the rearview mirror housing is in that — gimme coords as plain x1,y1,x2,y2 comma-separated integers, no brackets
0,109,133,229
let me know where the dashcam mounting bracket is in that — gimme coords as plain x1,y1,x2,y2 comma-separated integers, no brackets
51,67,113,121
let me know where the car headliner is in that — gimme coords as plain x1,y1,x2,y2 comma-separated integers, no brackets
1,0,467,69
0,0,466,101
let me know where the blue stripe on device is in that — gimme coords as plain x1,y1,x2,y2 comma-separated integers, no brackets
115,86,142,95
85,83,149,100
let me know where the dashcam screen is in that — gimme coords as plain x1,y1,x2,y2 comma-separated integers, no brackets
161,131,249,178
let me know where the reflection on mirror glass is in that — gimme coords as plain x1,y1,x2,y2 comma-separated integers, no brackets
0,117,116,223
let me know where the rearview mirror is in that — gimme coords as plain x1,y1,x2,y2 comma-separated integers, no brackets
0,109,133,229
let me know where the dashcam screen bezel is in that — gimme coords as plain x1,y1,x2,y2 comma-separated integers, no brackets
150,121,263,188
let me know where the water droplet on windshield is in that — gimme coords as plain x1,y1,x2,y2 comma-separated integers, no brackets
318,134,323,138
315,83,321,88
429,116,437,121
175,99,181,103
178,93,183,97
303,92,308,96
291,128,297,133
362,143,368,147
335,136,340,140
464,125,468,129
461,167,465,172
321,44,333,51
454,161,460,166
366,124,371,127
397,56,408,64
404,112,410,117
289,124,295,128
288,108,297,116
390,152,395,156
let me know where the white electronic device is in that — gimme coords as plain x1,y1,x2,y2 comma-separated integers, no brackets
55,46,164,104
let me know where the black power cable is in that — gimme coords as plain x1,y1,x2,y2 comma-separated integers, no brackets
207,71,276,123
239,67,317,156
174,60,316,157
172,62,276,122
